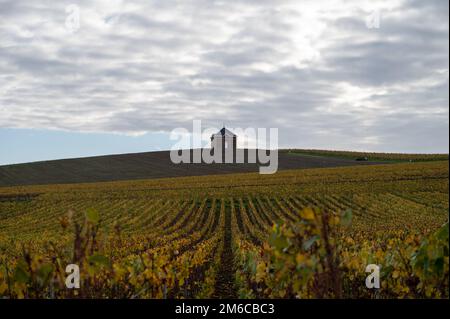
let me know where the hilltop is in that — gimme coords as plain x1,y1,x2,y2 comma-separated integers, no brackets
0,149,387,187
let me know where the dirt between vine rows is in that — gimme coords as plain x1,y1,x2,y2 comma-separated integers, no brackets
212,207,237,298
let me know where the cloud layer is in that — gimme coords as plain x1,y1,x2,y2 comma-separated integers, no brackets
0,0,448,152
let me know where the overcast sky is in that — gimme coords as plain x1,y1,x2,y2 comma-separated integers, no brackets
0,0,448,164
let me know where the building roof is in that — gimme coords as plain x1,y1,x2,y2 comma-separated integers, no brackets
211,127,236,138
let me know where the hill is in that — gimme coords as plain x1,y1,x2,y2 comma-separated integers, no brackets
0,149,385,187
284,149,449,162
0,160,448,298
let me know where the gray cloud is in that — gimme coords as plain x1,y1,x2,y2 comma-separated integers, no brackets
0,0,448,152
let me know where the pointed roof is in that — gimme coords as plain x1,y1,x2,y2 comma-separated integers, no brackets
212,127,236,138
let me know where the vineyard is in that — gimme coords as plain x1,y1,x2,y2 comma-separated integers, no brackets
0,161,448,298
283,149,449,162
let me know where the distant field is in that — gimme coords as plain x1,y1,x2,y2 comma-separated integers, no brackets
0,149,384,187
0,161,448,298
283,149,449,162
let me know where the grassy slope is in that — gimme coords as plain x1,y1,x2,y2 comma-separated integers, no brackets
282,149,449,162
2,149,446,188
0,160,447,202
0,149,383,187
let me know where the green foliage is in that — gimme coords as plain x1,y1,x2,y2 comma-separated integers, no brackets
85,208,100,224
236,209,449,299
88,254,110,269
412,223,449,283
0,161,448,299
